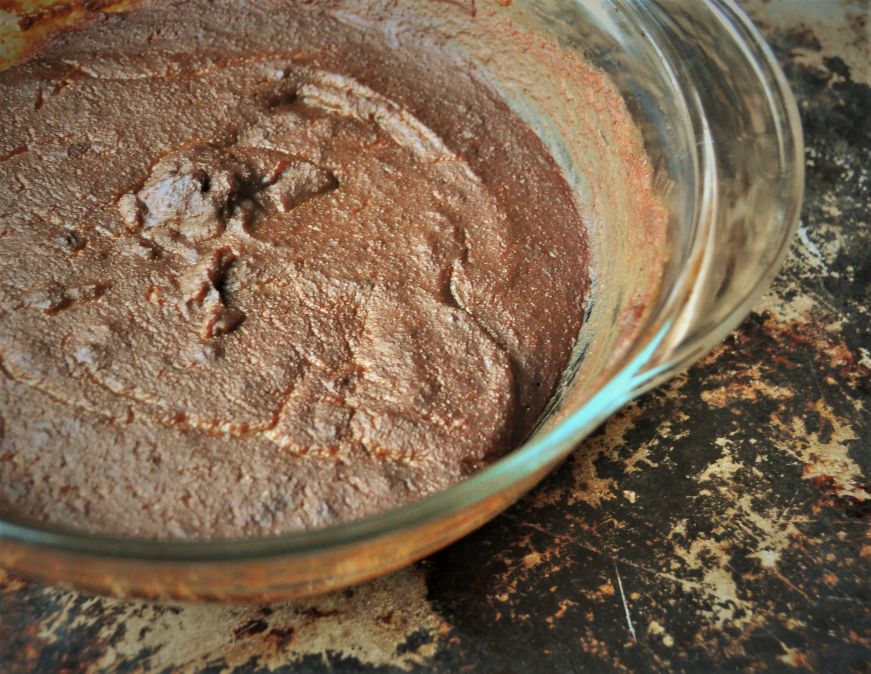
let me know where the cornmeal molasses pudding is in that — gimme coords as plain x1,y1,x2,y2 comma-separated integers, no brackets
0,0,589,538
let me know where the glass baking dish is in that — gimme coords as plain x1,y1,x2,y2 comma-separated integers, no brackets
0,0,802,601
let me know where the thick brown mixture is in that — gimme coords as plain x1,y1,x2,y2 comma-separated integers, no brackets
0,0,588,538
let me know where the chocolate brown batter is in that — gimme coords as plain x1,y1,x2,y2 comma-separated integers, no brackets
0,0,589,538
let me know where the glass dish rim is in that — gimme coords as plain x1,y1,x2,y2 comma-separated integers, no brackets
0,0,804,563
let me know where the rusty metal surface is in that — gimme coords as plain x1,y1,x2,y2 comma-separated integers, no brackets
0,0,868,671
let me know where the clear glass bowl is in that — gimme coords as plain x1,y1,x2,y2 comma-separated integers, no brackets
0,0,803,601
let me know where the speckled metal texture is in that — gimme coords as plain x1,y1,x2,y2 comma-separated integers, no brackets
0,0,868,671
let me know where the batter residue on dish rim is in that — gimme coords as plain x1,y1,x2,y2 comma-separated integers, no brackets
0,0,592,538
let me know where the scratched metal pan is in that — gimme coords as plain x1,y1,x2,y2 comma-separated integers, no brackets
0,0,802,601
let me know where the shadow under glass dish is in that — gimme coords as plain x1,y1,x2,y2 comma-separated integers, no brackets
0,0,802,601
